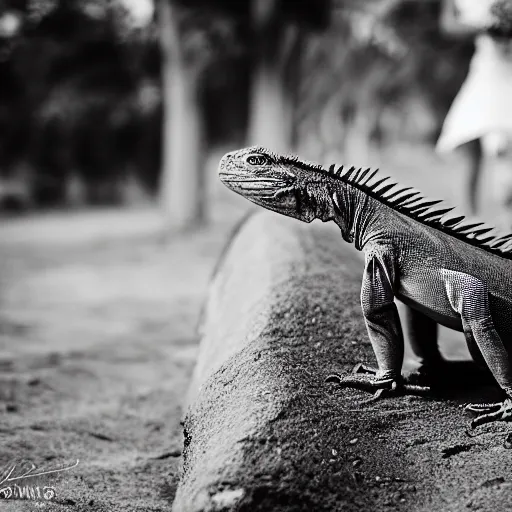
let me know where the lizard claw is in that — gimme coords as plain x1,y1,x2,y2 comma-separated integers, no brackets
465,398,512,426
326,364,431,398
325,372,396,393
464,402,502,415
325,373,398,405
352,363,379,375
358,387,395,404
465,398,512,443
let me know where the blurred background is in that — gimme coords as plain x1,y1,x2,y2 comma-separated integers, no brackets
0,0,494,221
1,1,512,505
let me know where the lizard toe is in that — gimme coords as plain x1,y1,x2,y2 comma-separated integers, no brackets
325,372,395,393
352,363,379,375
465,398,512,434
326,370,430,397
357,388,392,404
464,402,502,415
401,383,431,396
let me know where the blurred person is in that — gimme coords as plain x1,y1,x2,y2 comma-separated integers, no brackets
437,0,512,224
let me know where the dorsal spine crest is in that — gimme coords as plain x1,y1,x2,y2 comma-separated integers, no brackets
279,151,512,259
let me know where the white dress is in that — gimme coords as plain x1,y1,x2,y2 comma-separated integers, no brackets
436,33,512,155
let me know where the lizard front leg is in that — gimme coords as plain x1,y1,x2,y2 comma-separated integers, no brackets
402,306,443,387
404,307,492,390
404,306,441,368
442,270,512,431
327,251,430,398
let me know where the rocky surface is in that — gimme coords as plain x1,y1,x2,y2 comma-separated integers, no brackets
173,211,512,512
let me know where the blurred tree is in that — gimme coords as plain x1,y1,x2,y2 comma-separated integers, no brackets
298,0,475,162
158,0,203,230
157,0,250,231
0,0,160,208
0,0,485,222
157,0,329,231
247,0,330,152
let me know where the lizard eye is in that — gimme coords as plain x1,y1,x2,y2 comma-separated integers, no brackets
246,154,270,166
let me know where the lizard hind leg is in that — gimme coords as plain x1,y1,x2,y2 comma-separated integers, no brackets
441,269,512,438
403,305,441,367
402,306,494,390
401,306,444,388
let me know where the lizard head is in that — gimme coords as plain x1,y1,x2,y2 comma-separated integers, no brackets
219,146,334,223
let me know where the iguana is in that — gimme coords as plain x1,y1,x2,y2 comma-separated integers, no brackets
218,146,512,435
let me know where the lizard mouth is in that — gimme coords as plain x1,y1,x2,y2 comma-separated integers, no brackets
220,176,291,191
219,169,311,222
219,173,295,195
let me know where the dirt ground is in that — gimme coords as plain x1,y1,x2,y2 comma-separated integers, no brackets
0,199,248,511
0,144,510,511
177,212,512,512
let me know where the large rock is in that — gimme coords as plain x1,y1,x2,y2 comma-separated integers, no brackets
172,211,512,512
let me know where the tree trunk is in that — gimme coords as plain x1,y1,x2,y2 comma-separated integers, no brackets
158,0,206,231
248,0,303,153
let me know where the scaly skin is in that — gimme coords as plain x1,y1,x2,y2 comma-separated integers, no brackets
218,146,512,439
